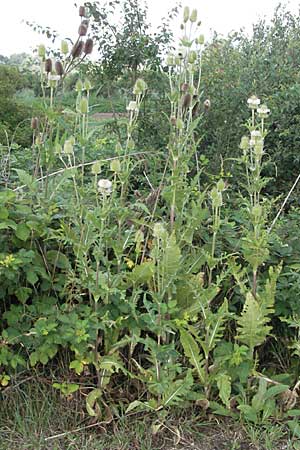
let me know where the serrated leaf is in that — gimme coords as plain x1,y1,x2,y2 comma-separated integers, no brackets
130,261,155,285
216,373,231,408
180,328,205,383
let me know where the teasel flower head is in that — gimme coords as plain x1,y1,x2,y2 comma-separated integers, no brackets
79,5,85,17
188,50,197,64
79,96,89,114
63,139,74,155
61,40,69,55
126,101,139,112
98,179,113,196
180,82,189,92
183,6,190,23
247,95,261,109
204,99,211,110
31,117,39,130
78,24,88,36
84,78,92,91
190,9,198,23
55,61,64,76
84,38,93,55
38,44,46,60
133,78,147,95
75,79,83,92
71,40,84,58
197,34,205,45
182,93,192,109
44,58,52,73
166,54,175,66
240,136,250,151
257,104,270,119
48,73,60,88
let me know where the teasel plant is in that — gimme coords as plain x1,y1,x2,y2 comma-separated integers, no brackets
166,6,205,230
239,97,271,296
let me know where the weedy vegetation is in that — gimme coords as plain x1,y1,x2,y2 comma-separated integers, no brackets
0,2,300,449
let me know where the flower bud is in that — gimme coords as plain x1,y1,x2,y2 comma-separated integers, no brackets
75,79,83,92
217,179,225,192
190,9,198,23
197,34,205,45
79,97,89,114
55,61,64,76
44,58,52,73
133,78,147,94
55,143,62,154
38,44,46,59
31,117,39,130
78,24,88,36
84,78,92,91
176,118,184,130
188,50,197,64
91,161,101,175
166,54,175,66
79,5,85,17
127,101,138,112
71,40,84,58
61,40,69,55
63,140,74,155
110,159,121,173
240,136,250,150
84,38,93,55
257,104,270,119
183,6,190,23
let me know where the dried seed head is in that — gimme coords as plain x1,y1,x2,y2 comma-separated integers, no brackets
78,24,88,36
79,5,85,17
71,40,84,58
182,93,192,109
61,40,69,55
38,44,46,59
55,61,64,76
84,38,93,55
31,117,39,130
44,58,52,73
170,116,177,126
181,82,189,92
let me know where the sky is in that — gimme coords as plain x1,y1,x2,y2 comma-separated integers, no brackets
1,0,300,57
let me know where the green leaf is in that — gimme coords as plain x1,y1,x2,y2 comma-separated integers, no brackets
86,388,102,417
130,261,155,285
15,169,34,187
162,370,194,407
216,373,231,408
180,328,205,383
0,207,8,219
162,232,181,279
15,223,30,241
46,250,70,269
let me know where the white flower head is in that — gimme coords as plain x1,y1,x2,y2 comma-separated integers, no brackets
257,104,270,118
247,95,261,109
97,179,112,195
126,101,139,112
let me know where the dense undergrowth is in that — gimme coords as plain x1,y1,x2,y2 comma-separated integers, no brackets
1,2,300,446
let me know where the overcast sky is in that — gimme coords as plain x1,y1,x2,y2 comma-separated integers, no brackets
1,0,300,57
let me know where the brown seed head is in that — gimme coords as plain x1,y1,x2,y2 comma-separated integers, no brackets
84,38,93,55
182,93,192,109
78,24,88,36
71,40,84,58
55,61,64,76
181,82,189,93
31,117,39,130
79,6,85,17
170,116,177,126
44,58,52,73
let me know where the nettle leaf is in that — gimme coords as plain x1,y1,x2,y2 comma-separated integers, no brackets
15,223,30,241
216,373,231,408
86,388,102,417
180,329,205,383
15,169,36,188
